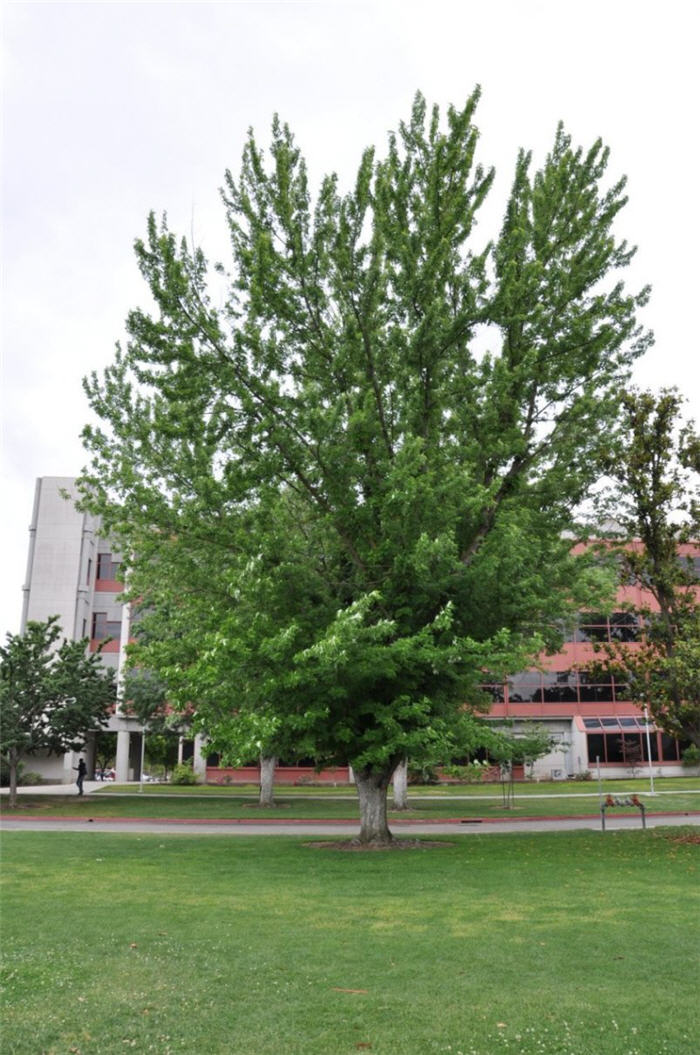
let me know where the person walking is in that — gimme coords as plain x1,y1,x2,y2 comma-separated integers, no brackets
74,758,87,796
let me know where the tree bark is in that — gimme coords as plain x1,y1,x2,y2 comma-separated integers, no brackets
354,767,394,845
259,754,277,807
392,757,409,810
9,747,19,809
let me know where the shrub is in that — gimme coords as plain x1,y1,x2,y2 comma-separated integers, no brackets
569,770,593,782
1,760,25,786
682,744,700,768
407,763,439,785
442,761,487,784
19,771,44,786
170,762,199,785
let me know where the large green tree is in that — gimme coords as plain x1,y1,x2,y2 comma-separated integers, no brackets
0,618,117,806
600,389,700,748
80,91,647,843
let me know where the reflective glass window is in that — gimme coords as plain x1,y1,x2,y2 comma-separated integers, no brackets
507,672,542,703
660,734,680,762
605,735,624,763
642,734,659,762
542,671,577,703
586,733,605,762
609,612,639,642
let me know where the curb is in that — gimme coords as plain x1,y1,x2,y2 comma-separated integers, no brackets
3,810,700,827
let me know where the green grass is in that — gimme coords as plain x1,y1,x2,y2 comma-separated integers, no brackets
2,830,699,1054
96,775,700,795
4,779,700,821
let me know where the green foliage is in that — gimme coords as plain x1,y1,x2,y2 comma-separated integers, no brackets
599,389,700,747
94,731,117,774
682,743,700,767
406,762,440,785
170,761,199,785
442,760,489,783
0,617,116,804
16,770,43,787
0,760,42,787
79,91,648,835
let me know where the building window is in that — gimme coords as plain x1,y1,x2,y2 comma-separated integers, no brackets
542,671,578,703
91,612,122,641
96,553,121,581
584,719,682,764
508,672,543,703
574,612,640,643
677,554,700,581
578,670,614,703
497,670,620,705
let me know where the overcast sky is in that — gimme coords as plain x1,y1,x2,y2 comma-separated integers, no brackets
2,0,698,636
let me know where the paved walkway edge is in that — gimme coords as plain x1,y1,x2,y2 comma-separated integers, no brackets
3,809,700,827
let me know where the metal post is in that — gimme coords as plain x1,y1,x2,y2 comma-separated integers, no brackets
643,705,656,795
139,731,146,794
596,756,603,807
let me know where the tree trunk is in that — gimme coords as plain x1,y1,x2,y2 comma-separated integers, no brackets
354,767,394,845
392,757,409,810
259,754,277,807
8,748,19,809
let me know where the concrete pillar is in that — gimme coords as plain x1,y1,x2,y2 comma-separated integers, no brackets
85,734,97,779
193,734,207,782
115,729,131,782
177,737,184,764
64,750,77,786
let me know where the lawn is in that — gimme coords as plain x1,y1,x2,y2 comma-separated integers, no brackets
2,829,698,1055
4,778,700,822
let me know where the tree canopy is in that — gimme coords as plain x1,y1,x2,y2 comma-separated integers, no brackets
599,389,700,749
80,90,648,842
0,617,117,806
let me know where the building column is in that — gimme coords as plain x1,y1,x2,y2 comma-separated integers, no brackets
193,734,207,782
64,750,77,786
85,734,97,780
115,729,131,783
177,737,184,764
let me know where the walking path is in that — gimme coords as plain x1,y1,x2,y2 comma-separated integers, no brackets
3,781,699,836
5,782,700,800
2,813,698,835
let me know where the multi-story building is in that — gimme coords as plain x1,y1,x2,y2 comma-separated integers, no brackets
17,477,695,785
18,477,206,784
480,542,698,780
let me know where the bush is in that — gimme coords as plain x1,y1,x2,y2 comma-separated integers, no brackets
442,761,488,784
681,744,700,768
170,762,199,785
0,761,45,787
407,763,439,785
569,771,593,782
19,771,44,786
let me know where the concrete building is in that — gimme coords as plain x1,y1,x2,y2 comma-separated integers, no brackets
19,477,205,784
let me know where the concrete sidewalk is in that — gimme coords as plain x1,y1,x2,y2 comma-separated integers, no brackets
0,780,109,796
3,813,699,836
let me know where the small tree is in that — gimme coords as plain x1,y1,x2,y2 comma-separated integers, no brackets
94,731,117,777
0,618,116,806
121,667,186,781
600,390,700,748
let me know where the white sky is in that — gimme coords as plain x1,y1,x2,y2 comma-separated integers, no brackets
2,0,699,636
